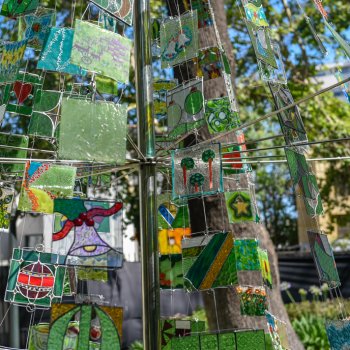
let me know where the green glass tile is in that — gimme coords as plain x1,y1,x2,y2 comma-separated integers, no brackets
58,98,127,163
218,332,236,349
236,330,265,350
0,133,29,174
171,335,200,349
200,334,218,350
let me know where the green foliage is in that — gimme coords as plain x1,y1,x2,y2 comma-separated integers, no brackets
291,314,330,350
129,341,144,350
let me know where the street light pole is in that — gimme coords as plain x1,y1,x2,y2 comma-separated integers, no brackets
134,1,160,349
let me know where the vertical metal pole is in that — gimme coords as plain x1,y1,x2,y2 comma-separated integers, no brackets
134,1,160,350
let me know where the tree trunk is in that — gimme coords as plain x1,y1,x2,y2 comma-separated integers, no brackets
166,1,304,349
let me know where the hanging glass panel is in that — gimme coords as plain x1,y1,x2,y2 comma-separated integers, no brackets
194,47,223,81
71,20,132,83
92,0,134,26
0,133,29,174
234,238,261,271
184,0,213,29
258,248,272,289
5,248,66,308
159,254,184,290
160,11,199,68
225,191,256,223
18,161,76,214
241,0,268,27
245,20,277,68
49,304,123,350
205,97,241,134
326,319,350,350
0,186,14,231
51,199,123,268
172,143,223,199
236,329,266,349
37,27,86,75
167,79,205,140
0,71,43,116
19,8,56,50
0,39,27,83
285,148,323,216
308,230,340,288
236,286,268,316
1,0,39,17
182,232,237,291
58,98,128,163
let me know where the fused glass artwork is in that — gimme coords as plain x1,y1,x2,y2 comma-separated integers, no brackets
242,0,268,27
5,248,66,308
236,330,266,349
159,254,183,289
158,198,191,254
37,27,85,75
92,0,134,26
1,0,39,17
160,11,199,68
270,84,307,146
258,248,272,289
182,232,238,291
0,133,28,174
77,266,108,283
218,332,236,349
172,143,223,199
28,322,82,350
19,8,56,50
166,79,205,139
258,42,287,84
200,334,219,350
18,161,76,214
0,39,27,83
205,97,240,134
0,71,43,116
326,319,350,350
225,191,255,223
308,230,340,288
235,239,261,271
184,0,212,28
154,79,178,118
99,12,118,33
58,98,128,163
222,132,252,175
52,198,123,268
266,312,289,350
195,47,223,80
236,286,268,316
285,148,323,216
49,304,123,349
324,20,350,59
161,319,205,349
0,187,14,231
71,20,132,83
29,90,62,138
245,20,277,69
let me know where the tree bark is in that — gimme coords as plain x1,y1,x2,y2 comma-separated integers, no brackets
166,0,304,349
